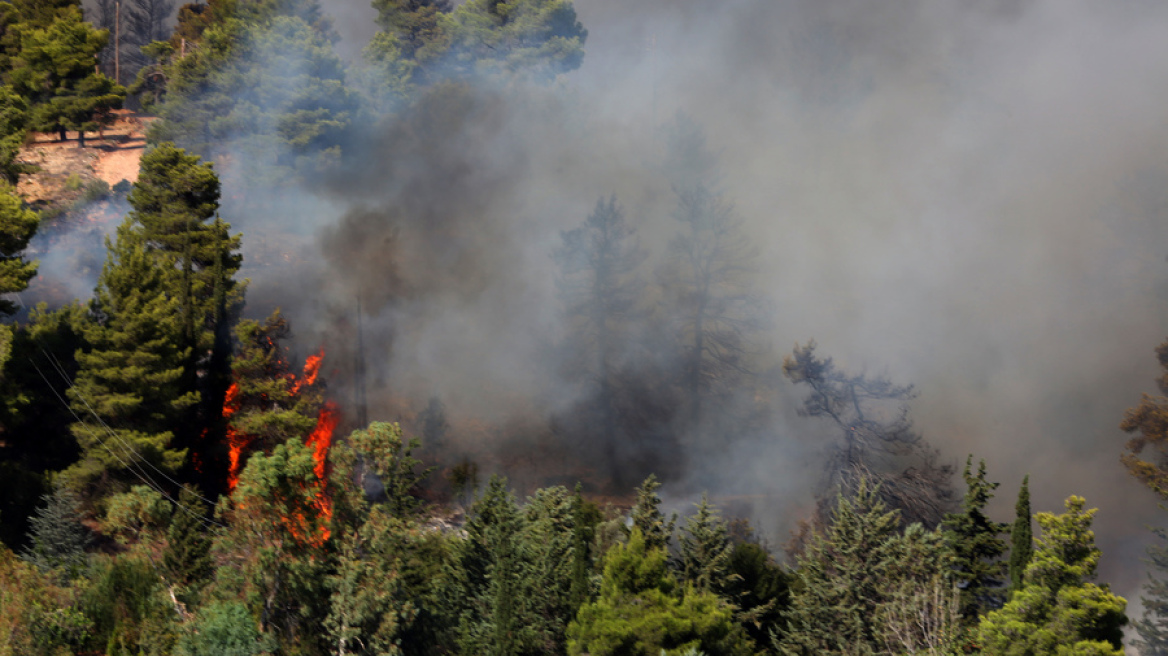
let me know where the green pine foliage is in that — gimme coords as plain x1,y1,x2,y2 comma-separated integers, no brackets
0,85,33,184
977,496,1127,656
346,421,430,519
676,493,732,594
216,435,333,650
0,181,38,315
941,456,1008,623
630,474,676,551
147,0,358,180
0,303,86,550
1008,475,1033,596
449,475,534,655
0,545,92,654
780,480,903,656
8,6,124,143
64,220,197,496
567,528,752,656
325,506,418,656
569,485,602,611
724,539,791,647
174,600,275,656
780,479,962,656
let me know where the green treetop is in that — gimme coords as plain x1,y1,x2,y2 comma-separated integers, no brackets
676,493,732,595
9,6,125,144
568,527,752,656
1007,475,1033,596
941,455,1008,623
977,496,1127,656
630,474,676,552
0,182,37,315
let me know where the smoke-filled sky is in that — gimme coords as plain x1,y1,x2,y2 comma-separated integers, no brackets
31,0,1168,610
285,0,1168,595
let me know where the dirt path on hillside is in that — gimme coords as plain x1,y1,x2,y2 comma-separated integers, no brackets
16,110,153,208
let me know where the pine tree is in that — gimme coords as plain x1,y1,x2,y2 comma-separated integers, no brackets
780,480,901,656
8,7,125,144
0,85,33,184
568,528,752,656
1133,509,1168,656
783,340,955,528
451,475,535,655
162,485,212,601
941,455,1007,623
0,182,38,315
630,474,676,551
1007,474,1032,596
676,493,732,594
128,143,242,475
659,116,764,429
65,220,197,496
21,484,90,577
555,195,646,482
978,496,1127,655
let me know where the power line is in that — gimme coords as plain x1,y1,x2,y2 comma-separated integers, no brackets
30,355,225,530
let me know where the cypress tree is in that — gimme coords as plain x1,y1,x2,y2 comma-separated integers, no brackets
941,455,1007,622
569,484,601,611
1007,475,1033,596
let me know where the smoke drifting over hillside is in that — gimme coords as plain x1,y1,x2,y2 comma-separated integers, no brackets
30,0,1168,603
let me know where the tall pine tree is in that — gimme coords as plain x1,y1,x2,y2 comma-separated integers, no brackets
128,142,241,483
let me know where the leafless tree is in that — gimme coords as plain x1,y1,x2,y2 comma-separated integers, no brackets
783,340,956,529
659,115,767,428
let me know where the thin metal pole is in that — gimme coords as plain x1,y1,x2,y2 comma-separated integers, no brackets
114,0,120,85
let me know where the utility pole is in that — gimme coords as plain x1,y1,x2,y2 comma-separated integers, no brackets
114,0,120,85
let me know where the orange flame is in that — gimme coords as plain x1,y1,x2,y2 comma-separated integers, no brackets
305,402,339,480
220,347,336,544
289,350,323,397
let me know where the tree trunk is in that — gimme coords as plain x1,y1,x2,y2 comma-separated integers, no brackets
58,126,66,142
78,131,85,148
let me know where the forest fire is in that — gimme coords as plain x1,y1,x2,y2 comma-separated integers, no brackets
222,348,334,492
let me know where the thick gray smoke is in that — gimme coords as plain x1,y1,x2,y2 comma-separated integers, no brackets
39,0,1168,608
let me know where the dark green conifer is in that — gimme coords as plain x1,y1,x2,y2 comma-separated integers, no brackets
1007,475,1033,596
630,474,675,551
676,493,732,594
0,182,38,315
941,455,1007,622
163,485,213,600
569,484,601,611
8,7,124,144
65,221,196,495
